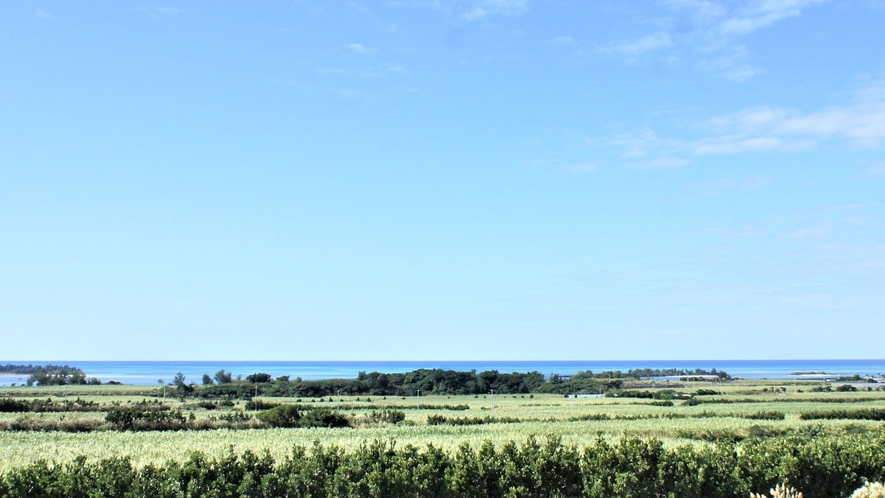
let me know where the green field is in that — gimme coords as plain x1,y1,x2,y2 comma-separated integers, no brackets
2,379,884,473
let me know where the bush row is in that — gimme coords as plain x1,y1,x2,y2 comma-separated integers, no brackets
425,415,521,426
800,408,885,421
3,431,885,498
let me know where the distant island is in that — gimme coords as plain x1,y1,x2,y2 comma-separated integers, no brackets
0,364,93,386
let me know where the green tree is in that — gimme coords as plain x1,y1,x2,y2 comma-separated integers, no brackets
214,369,233,384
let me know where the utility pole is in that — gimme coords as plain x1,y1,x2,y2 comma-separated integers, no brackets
416,389,420,409
490,389,495,410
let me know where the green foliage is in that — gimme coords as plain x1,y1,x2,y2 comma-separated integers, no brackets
246,373,273,383
244,399,279,411
0,397,102,413
24,365,88,386
300,408,351,428
213,369,233,384
105,408,187,431
743,411,786,421
800,408,885,421
256,404,302,428
3,432,883,498
369,409,406,425
255,405,351,428
0,399,31,412
427,415,521,426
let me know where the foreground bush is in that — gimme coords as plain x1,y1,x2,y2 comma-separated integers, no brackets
2,431,885,498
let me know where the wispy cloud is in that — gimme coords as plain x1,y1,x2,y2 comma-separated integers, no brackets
564,162,597,173
597,32,674,58
548,36,576,47
460,0,529,21
599,79,885,163
686,176,770,197
630,157,689,169
598,0,828,81
696,45,764,82
704,83,885,148
717,0,827,35
35,9,51,19
347,43,377,55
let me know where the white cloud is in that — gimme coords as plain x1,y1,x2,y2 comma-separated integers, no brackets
718,0,827,35
705,83,885,148
697,46,764,82
692,136,814,154
597,79,885,163
347,43,377,55
687,176,771,197
603,0,829,81
565,163,597,173
460,0,529,21
597,32,674,58
549,36,576,47
633,157,689,169
35,9,51,19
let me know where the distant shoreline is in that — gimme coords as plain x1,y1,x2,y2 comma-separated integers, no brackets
1,359,883,386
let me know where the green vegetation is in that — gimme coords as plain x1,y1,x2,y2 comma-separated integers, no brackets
1,369,884,497
2,432,885,497
0,364,97,387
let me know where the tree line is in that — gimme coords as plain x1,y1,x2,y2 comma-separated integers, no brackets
0,364,99,387
182,367,732,399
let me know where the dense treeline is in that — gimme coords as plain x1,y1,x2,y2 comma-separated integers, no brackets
197,369,549,399
0,364,79,374
195,367,727,399
2,432,884,498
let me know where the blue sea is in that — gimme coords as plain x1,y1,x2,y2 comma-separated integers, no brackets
1,360,884,386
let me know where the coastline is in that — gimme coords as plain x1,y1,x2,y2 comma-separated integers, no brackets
1,359,883,386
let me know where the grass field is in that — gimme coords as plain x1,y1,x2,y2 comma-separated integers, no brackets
1,379,884,474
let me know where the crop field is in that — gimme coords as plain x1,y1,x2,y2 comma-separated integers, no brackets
2,379,885,474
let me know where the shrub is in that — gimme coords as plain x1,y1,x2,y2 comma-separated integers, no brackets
245,400,279,411
256,405,302,428
369,409,406,425
246,373,273,383
300,408,350,428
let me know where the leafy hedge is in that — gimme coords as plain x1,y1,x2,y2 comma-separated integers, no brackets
2,431,885,498
800,408,885,421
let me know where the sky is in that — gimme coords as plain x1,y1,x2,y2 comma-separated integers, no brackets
1,0,884,361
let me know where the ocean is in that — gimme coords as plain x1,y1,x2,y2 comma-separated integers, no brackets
1,359,884,386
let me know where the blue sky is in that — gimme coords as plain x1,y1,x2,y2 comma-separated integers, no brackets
1,0,883,361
